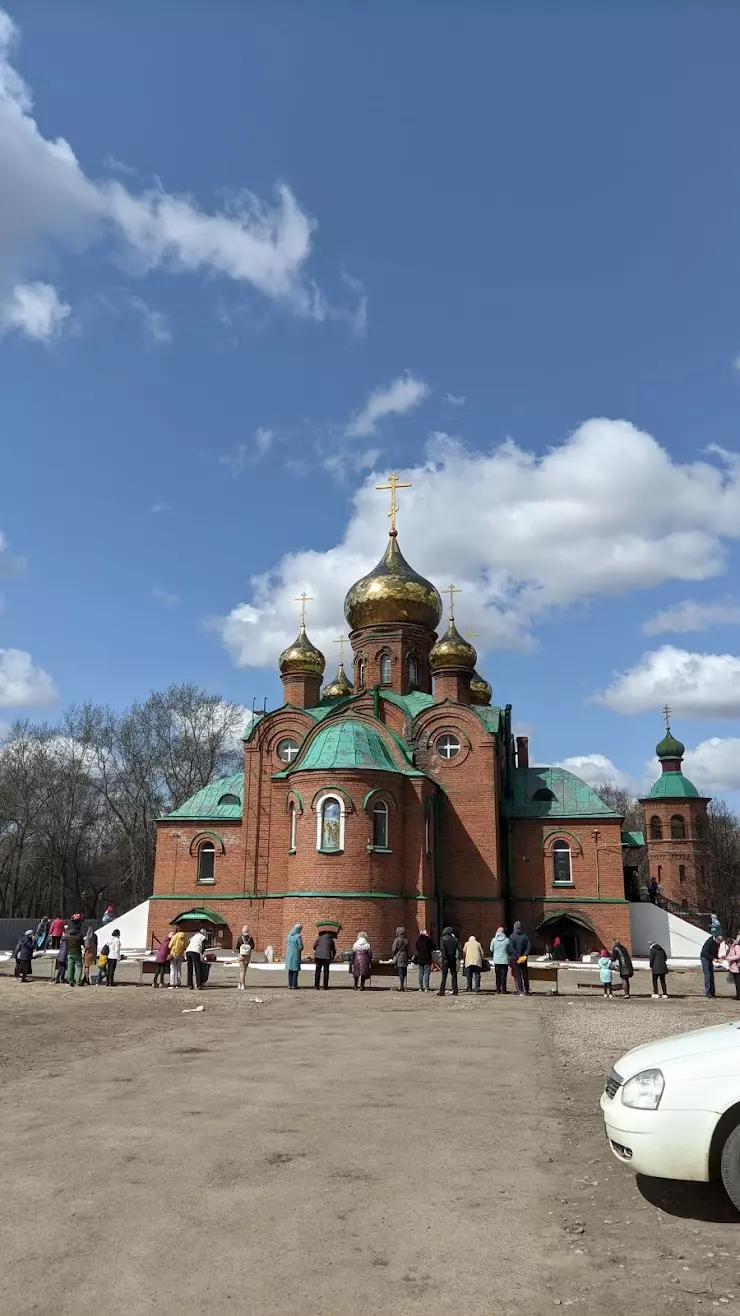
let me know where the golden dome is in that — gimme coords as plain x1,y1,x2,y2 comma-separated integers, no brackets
470,670,492,705
429,620,477,672
344,532,442,632
322,661,353,700
279,624,325,678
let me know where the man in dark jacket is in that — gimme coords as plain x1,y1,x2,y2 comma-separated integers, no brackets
611,940,634,998
648,941,669,997
437,927,459,997
700,934,721,998
65,917,85,987
510,921,531,995
415,930,435,992
313,929,336,990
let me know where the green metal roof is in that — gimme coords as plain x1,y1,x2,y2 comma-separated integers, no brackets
278,718,424,777
649,770,699,799
621,829,645,848
170,906,229,926
471,704,501,734
505,767,621,819
161,772,244,820
380,689,436,719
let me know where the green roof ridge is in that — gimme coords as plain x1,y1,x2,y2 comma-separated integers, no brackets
649,770,699,799
161,771,244,820
504,766,621,819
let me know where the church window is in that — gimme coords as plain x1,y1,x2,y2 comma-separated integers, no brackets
276,737,300,765
317,795,343,852
649,816,662,841
217,793,240,807
679,863,686,883
357,659,366,688
407,655,419,687
380,654,392,685
289,803,297,851
196,841,215,884
552,840,572,885
670,814,686,841
436,733,460,760
372,801,389,849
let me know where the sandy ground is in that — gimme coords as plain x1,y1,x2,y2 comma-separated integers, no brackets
2,966,740,1315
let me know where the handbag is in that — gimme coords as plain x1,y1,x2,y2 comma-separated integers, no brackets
481,958,491,973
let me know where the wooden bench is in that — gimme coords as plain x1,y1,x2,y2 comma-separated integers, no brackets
576,976,623,992
525,963,560,993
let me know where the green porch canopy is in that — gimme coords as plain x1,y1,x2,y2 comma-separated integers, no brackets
169,906,228,927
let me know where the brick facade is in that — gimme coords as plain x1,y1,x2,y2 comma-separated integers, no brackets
642,796,710,909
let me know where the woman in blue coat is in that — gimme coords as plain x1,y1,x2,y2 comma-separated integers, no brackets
285,924,303,989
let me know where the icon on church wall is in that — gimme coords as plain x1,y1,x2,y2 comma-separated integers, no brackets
321,799,341,850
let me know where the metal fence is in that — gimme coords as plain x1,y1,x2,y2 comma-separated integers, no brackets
0,918,97,951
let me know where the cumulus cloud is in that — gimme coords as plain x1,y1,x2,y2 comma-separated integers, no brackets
595,645,740,719
345,373,429,438
555,753,637,792
0,9,332,339
680,738,740,792
130,296,171,345
212,420,740,669
642,598,740,635
0,648,58,708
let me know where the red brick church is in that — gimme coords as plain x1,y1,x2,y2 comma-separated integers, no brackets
148,476,708,957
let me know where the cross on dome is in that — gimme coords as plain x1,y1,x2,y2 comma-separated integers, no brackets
375,471,411,535
444,583,462,622
294,591,313,626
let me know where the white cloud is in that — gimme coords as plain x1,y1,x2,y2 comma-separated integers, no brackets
642,598,740,635
0,280,70,340
0,648,57,708
345,373,429,438
254,427,275,458
220,427,277,475
445,393,466,406
680,738,740,792
0,9,338,340
555,753,636,792
211,420,740,669
219,444,247,478
0,529,24,577
151,587,180,608
103,155,136,176
595,645,740,718
150,502,172,514
130,296,171,345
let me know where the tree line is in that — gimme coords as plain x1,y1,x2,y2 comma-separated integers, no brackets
0,684,246,919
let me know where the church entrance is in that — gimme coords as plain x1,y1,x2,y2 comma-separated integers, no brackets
536,912,596,962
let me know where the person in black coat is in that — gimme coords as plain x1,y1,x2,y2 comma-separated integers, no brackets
312,930,336,990
14,931,36,982
648,942,669,998
611,940,634,999
700,934,721,998
437,927,459,997
414,930,435,992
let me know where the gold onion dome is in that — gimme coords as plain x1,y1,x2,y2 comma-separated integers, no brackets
279,624,325,677
429,620,477,672
470,671,492,705
344,532,443,632
322,661,353,700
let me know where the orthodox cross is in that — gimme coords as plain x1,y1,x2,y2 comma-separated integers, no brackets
295,591,313,626
445,583,462,623
662,703,672,730
376,471,411,533
334,635,346,663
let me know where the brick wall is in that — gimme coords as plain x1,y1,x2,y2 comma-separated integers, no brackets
643,797,710,908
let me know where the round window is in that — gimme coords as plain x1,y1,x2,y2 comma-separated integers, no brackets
276,737,300,764
436,733,461,760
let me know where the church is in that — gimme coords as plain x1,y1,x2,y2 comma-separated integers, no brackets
148,475,709,959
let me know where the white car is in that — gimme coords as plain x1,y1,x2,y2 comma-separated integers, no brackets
601,1022,740,1210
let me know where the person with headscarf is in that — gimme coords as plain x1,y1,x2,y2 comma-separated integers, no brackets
437,927,460,997
490,927,512,993
462,933,484,993
350,932,372,990
390,927,410,991
14,930,36,981
414,928,435,992
510,921,531,996
34,917,50,950
285,924,303,989
152,932,171,988
235,925,255,990
81,926,98,985
552,936,566,962
312,928,337,990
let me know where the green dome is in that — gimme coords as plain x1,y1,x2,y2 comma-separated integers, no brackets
649,770,698,799
656,729,685,759
281,718,421,776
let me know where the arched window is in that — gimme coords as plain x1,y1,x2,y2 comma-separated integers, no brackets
196,840,215,884
357,659,366,688
380,654,392,685
289,802,297,851
407,655,419,688
372,801,389,849
649,815,663,841
217,793,240,806
670,814,686,841
679,863,686,883
317,795,344,852
552,839,572,885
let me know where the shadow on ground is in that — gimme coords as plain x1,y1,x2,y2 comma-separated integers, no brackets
637,1173,740,1223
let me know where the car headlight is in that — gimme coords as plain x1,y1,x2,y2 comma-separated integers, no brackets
621,1068,665,1110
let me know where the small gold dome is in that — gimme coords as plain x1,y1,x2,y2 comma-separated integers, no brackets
279,624,325,678
429,620,477,672
470,670,492,705
344,533,442,632
322,661,353,700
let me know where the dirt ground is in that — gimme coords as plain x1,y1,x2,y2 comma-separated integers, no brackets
2,965,740,1315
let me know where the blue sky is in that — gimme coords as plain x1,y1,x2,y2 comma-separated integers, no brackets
2,2,740,797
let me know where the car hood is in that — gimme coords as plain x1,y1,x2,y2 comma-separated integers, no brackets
614,1022,740,1080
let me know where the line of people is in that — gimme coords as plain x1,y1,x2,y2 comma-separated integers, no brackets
13,918,123,985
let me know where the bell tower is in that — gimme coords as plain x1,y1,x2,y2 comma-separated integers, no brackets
639,707,709,909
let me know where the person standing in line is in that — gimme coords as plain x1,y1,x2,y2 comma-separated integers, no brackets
106,929,122,986
700,933,721,998
726,933,740,1000
101,905,114,925
168,928,187,988
437,927,460,997
611,939,634,1000
598,948,614,999
48,914,65,951
65,916,85,988
390,927,410,991
81,927,98,985
490,927,512,993
35,917,50,950
285,924,303,989
185,927,207,990
313,928,337,990
152,933,171,988
94,945,109,985
710,912,722,938
350,932,372,990
14,930,36,982
235,925,255,991
415,929,435,992
54,928,68,983
648,941,669,998
463,933,484,994
510,921,531,996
